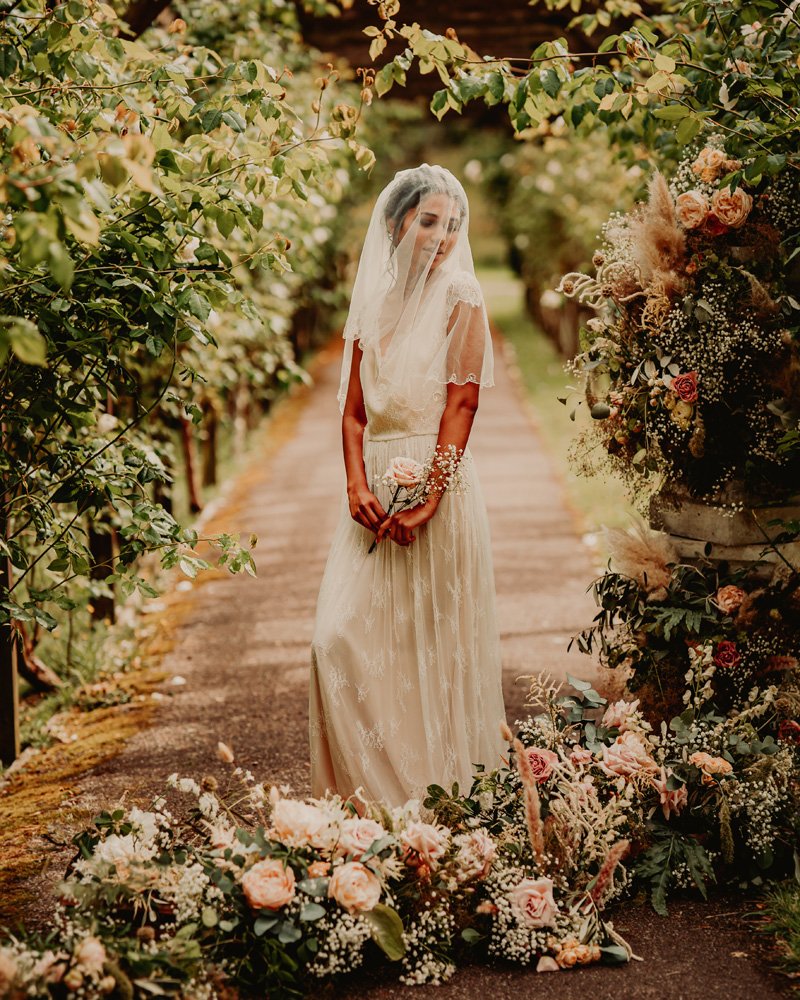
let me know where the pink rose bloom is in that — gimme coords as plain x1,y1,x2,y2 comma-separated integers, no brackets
569,745,594,768
599,732,659,778
713,640,741,670
241,858,296,911
401,821,450,868
651,767,688,821
337,817,386,859
0,951,18,993
508,876,557,929
453,829,497,882
672,371,698,403
270,798,332,850
525,746,560,783
711,186,753,228
601,698,640,733
676,190,709,230
75,936,106,975
383,456,425,488
328,861,381,913
715,585,746,614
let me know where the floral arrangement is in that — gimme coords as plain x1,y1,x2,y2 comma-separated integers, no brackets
559,139,800,501
0,733,634,999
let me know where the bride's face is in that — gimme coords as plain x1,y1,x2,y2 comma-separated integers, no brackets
395,193,461,272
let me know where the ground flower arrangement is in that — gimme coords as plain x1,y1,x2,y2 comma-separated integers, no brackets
0,733,635,999
559,138,800,501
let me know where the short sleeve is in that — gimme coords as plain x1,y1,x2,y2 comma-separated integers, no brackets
441,271,494,388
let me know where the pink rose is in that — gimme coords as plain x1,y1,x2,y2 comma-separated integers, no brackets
676,190,709,230
599,731,659,778
241,858,296,911
672,371,698,403
569,745,594,768
328,861,381,912
711,186,752,228
401,821,450,868
453,829,497,882
337,817,386,859
508,876,557,929
75,936,106,975
383,456,425,488
0,951,18,993
525,746,559,783
601,699,640,733
715,585,746,614
32,951,68,985
270,798,332,850
713,640,741,670
651,767,688,821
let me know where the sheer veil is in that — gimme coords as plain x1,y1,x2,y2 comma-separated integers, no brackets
336,164,494,415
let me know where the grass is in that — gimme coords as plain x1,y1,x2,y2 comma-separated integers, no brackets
756,882,800,991
478,264,635,541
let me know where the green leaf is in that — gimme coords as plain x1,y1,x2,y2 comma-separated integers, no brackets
0,46,20,77
541,68,560,99
299,903,326,922
676,114,702,146
364,903,405,961
4,317,47,366
375,63,395,97
253,916,278,936
48,243,75,292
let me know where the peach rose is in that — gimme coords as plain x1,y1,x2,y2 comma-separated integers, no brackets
711,186,752,228
676,190,709,229
328,861,381,912
715,585,746,614
599,731,659,778
508,876,557,929
75,936,106,975
453,828,497,881
536,955,560,973
689,751,734,785
692,146,727,183
32,950,67,984
307,860,331,878
241,858,296,911
401,821,450,868
383,456,425,488
0,950,18,993
651,767,689,820
337,817,386,859
525,746,559,783
270,798,332,850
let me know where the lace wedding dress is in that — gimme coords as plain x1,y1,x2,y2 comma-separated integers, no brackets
309,267,508,807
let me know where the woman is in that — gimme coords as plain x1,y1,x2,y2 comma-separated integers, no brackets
309,164,507,807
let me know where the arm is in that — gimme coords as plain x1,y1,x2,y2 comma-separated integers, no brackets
342,341,387,534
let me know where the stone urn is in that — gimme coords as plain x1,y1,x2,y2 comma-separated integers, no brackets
649,480,800,577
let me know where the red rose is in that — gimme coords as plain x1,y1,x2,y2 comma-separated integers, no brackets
713,640,741,670
778,720,800,745
672,371,698,403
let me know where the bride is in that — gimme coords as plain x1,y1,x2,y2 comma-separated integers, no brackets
309,164,507,807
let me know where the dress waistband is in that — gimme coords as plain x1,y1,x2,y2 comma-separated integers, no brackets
366,430,439,443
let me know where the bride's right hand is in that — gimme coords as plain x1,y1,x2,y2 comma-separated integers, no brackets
347,484,387,534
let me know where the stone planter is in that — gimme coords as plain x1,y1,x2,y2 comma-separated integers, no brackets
649,482,800,577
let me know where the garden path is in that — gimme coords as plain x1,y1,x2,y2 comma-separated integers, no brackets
17,334,789,998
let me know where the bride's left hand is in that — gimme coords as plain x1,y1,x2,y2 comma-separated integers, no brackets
374,502,437,548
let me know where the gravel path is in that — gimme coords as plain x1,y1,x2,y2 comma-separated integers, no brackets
11,335,790,997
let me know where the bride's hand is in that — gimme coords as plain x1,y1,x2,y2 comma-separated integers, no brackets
347,484,387,534
375,502,437,547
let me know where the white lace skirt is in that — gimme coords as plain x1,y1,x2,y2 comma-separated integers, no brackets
309,431,507,806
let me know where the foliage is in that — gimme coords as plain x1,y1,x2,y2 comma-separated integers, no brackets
367,0,800,170
0,0,372,658
757,881,800,986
